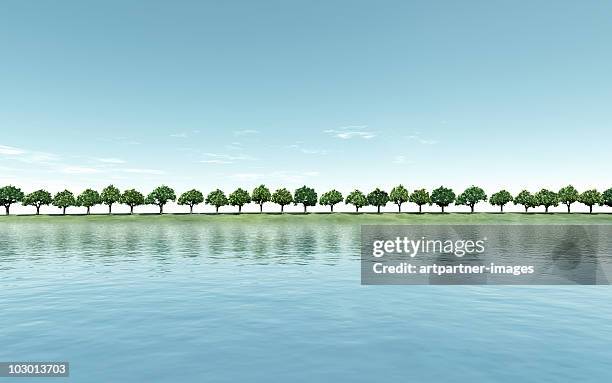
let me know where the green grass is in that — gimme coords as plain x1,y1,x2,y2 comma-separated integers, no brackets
1,212,611,224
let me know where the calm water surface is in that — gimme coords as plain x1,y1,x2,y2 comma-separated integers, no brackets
1,219,611,382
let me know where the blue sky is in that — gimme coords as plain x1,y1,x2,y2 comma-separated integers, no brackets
1,0,611,194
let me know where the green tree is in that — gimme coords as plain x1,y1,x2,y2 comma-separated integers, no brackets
206,189,228,213
319,189,343,212
294,186,317,213
53,190,76,215
178,189,204,214
229,188,251,213
389,185,409,212
579,189,602,214
535,189,558,213
514,190,536,213
535,188,559,213
409,189,430,213
456,186,487,213
557,185,579,213
345,190,367,212
0,185,24,215
251,184,271,213
77,189,101,215
120,189,145,214
22,189,52,215
100,185,121,214
430,186,455,213
146,185,176,214
271,188,293,213
367,188,389,213
602,188,612,208
489,190,513,213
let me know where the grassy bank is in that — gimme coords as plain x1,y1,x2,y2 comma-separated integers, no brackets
1,212,611,224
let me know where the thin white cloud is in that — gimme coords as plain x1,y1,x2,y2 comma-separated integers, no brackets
406,134,437,145
199,152,256,164
120,168,165,175
288,143,328,155
392,155,415,165
96,158,126,164
0,145,26,155
200,159,233,165
234,129,259,136
170,133,188,138
62,166,100,174
324,125,375,139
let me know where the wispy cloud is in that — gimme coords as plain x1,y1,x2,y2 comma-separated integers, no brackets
199,152,256,164
324,125,375,139
96,157,126,164
406,133,437,145
392,155,415,165
0,144,60,164
170,132,188,138
0,145,26,155
288,143,328,155
120,168,165,175
229,170,319,184
62,166,100,174
234,129,259,136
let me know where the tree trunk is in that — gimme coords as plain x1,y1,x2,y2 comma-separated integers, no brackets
567,204,570,213
159,205,163,214
238,205,242,214
4,205,9,215
441,206,445,213
303,204,307,213
500,205,504,213
87,206,91,215
36,205,41,215
63,207,66,215
470,205,474,213
130,205,134,214
590,205,593,214
216,206,219,214
419,205,422,213
356,206,359,213
108,204,112,214
281,205,284,213
397,204,401,213
260,203,263,213
525,206,528,213
190,205,193,214
331,205,334,213
377,205,381,214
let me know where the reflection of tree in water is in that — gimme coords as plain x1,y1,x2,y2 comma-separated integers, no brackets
253,228,270,261
295,228,317,264
207,225,227,259
548,225,604,284
229,226,248,259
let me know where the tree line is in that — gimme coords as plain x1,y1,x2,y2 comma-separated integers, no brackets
0,184,611,215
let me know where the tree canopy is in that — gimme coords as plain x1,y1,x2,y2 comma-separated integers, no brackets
23,189,52,215
294,186,317,213
251,185,271,213
489,190,513,213
77,189,101,214
101,185,122,214
271,188,293,213
535,189,558,213
456,186,487,213
579,189,602,214
558,185,579,213
602,188,612,208
367,188,389,213
409,189,431,213
345,190,367,212
514,190,536,212
430,186,455,213
205,189,228,213
389,185,409,212
53,190,76,215
228,188,251,213
178,189,204,213
0,185,24,215
319,189,343,212
121,189,145,214
146,185,176,214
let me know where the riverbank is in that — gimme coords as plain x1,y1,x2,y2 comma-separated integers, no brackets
1,212,611,224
